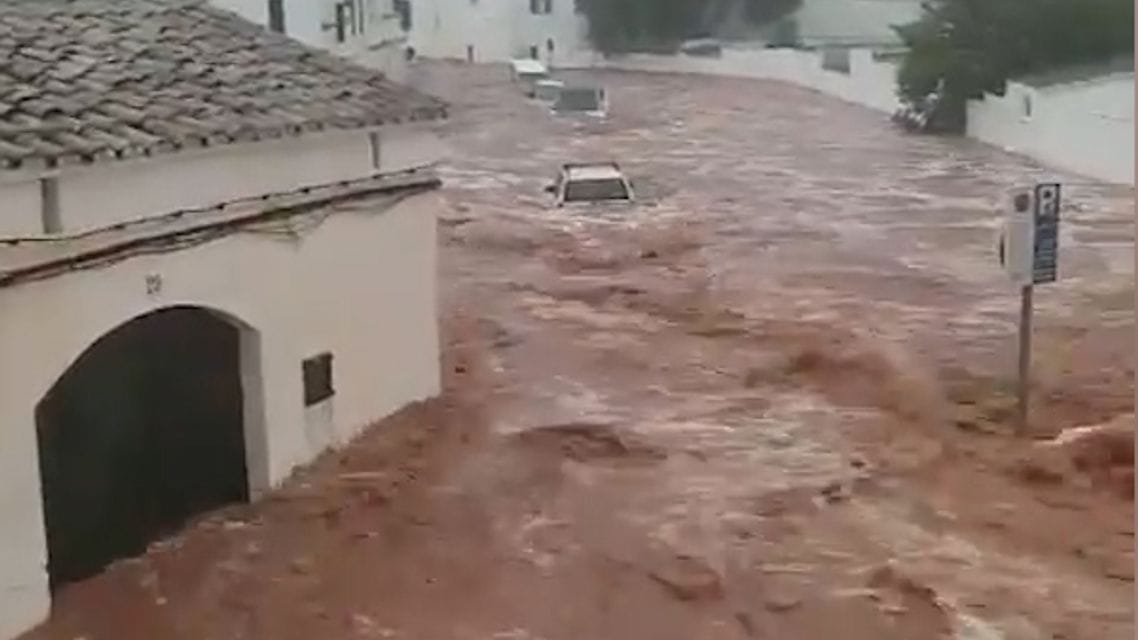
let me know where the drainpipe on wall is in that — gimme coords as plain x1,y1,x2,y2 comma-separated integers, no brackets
40,177,61,234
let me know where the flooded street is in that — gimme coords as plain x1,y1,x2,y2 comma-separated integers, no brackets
24,63,1134,640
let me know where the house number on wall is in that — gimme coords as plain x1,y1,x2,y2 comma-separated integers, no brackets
145,274,163,296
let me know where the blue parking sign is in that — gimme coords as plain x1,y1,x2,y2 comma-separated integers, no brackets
1032,183,1060,284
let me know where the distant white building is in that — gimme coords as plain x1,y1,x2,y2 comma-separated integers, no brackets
789,0,922,47
718,0,921,48
407,0,592,67
210,0,414,80
967,59,1135,185
0,2,446,637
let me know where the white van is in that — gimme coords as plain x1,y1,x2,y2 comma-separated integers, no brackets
509,59,549,98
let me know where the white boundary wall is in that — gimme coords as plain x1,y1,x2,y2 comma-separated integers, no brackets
578,45,904,114
967,75,1135,185
579,45,1134,185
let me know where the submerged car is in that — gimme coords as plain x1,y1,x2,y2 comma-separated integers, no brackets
534,78,565,103
545,162,635,207
552,85,608,118
679,38,723,57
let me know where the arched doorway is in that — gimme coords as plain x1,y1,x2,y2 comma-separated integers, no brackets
35,306,254,588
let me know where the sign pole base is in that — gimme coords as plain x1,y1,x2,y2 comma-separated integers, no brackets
1017,284,1034,436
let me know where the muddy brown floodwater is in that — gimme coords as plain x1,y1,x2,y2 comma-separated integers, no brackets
22,63,1135,640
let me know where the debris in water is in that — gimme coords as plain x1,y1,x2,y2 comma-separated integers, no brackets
649,554,725,602
511,422,666,463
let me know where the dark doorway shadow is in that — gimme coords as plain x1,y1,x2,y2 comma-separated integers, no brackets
35,306,249,589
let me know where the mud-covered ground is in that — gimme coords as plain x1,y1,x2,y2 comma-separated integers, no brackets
23,63,1135,640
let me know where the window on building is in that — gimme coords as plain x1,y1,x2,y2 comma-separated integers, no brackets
394,0,412,31
334,2,347,42
531,0,551,14
530,0,540,13
543,0,553,13
303,353,335,406
467,44,475,62
267,0,285,33
529,45,539,59
1022,94,1033,119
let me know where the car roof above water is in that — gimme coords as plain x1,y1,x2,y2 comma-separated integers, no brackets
563,162,624,181
510,59,548,75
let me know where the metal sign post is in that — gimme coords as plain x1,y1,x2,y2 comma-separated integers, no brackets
1009,183,1060,434
1017,283,1033,433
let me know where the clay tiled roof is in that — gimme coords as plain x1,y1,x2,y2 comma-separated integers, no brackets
0,0,446,171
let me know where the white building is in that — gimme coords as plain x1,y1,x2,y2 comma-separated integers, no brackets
714,0,920,48
210,0,414,80
967,59,1135,185
0,2,446,637
789,0,922,47
407,0,592,67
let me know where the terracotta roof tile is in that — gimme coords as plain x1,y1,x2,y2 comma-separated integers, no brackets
0,0,446,170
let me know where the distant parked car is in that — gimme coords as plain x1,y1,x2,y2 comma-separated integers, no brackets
680,38,723,57
544,162,635,207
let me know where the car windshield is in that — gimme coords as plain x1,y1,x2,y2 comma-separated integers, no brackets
555,88,603,112
564,178,629,202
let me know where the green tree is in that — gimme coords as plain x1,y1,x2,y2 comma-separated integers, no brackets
896,0,1134,132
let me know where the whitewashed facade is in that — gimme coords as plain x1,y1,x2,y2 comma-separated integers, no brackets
0,3,447,637
407,0,591,67
210,0,413,80
0,132,445,637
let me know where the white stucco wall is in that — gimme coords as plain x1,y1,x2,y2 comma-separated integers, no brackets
967,75,1135,185
585,45,903,114
58,131,374,234
0,126,437,238
409,0,591,67
0,181,42,237
0,185,441,639
209,0,409,78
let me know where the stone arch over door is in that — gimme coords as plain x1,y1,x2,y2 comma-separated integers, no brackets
33,305,267,588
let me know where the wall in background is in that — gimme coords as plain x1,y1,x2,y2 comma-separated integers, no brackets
583,45,903,114
584,45,1135,185
967,75,1135,185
